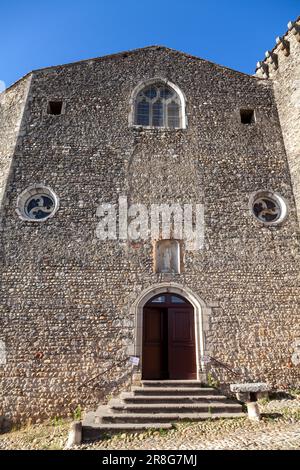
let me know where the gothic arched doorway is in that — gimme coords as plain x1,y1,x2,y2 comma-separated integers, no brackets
142,293,197,380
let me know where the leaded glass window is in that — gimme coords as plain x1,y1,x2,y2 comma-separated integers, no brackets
167,102,180,128
252,196,280,223
170,295,186,304
250,191,288,226
25,194,55,220
146,294,190,306
150,295,166,303
135,84,182,128
136,100,150,126
16,185,59,222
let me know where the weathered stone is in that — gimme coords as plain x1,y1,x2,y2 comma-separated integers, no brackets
230,383,271,394
246,402,261,422
65,421,82,448
256,17,300,222
0,17,299,427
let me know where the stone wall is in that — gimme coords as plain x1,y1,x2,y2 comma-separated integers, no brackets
256,17,300,222
0,46,300,426
0,76,32,213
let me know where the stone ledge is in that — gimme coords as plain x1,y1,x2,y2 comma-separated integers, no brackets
230,383,270,393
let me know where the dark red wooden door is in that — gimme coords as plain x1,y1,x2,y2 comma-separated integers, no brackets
168,307,197,379
142,307,168,379
142,295,196,380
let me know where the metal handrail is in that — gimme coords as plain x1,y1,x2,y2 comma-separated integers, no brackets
206,355,252,381
78,357,131,390
78,354,252,391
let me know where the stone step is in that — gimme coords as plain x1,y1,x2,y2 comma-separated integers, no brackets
82,422,173,442
142,380,203,388
109,400,243,414
120,392,230,404
98,411,245,424
81,381,244,441
132,386,217,396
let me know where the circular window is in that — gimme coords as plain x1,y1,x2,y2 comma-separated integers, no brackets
250,191,287,225
16,185,59,222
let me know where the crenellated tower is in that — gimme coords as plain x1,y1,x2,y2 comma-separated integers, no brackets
256,16,300,220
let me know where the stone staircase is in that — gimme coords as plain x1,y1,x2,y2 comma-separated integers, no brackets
82,380,244,441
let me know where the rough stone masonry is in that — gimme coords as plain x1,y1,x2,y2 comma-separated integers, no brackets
0,16,299,428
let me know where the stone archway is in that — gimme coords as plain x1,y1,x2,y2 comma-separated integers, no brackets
131,283,212,381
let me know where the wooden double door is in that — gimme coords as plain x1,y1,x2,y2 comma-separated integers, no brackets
142,294,197,380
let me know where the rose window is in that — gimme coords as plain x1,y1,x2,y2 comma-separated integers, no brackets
253,196,280,223
16,185,59,222
25,194,55,220
250,191,287,225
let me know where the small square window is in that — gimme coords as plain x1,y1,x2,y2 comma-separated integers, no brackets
240,109,255,124
47,101,63,115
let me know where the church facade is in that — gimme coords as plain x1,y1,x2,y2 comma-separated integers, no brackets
0,17,299,427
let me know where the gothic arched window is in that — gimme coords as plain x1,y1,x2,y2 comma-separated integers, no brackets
134,83,183,128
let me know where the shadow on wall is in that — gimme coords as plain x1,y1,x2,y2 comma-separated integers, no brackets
74,364,134,415
0,362,133,433
0,416,13,434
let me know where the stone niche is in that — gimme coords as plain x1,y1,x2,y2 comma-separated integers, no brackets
0,340,6,365
154,240,180,273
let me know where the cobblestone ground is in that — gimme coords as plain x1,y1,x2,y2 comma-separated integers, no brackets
0,396,299,450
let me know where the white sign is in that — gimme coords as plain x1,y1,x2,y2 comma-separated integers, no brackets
129,356,140,366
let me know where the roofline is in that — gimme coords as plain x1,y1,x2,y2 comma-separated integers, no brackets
0,72,32,95
3,44,266,94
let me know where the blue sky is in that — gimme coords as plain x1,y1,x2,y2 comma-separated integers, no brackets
1,0,299,87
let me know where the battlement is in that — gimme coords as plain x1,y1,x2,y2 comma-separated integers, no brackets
257,15,300,229
255,16,300,78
